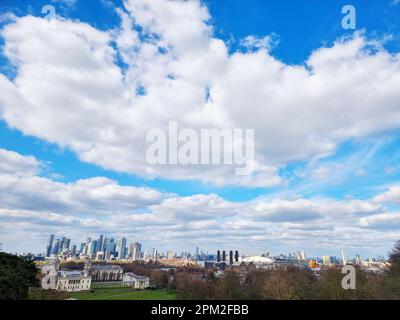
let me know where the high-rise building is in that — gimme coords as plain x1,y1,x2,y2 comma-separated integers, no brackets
65,238,71,251
300,251,307,261
133,242,141,260
322,255,332,265
84,237,92,255
128,242,141,260
341,250,348,265
104,238,116,260
87,241,93,256
52,239,60,255
128,243,134,258
60,237,66,252
79,243,86,254
46,234,54,257
167,251,174,259
118,237,127,260
151,248,158,261
217,250,221,262
91,240,98,255
97,235,104,253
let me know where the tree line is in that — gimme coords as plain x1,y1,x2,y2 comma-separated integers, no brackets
159,241,400,300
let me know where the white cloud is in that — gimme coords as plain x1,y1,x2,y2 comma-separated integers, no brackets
373,185,400,204
0,149,166,215
247,197,382,222
0,148,40,176
0,148,396,255
149,194,243,220
359,212,400,230
0,2,400,187
0,1,400,255
239,35,277,52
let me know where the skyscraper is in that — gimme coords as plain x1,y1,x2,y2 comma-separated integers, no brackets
341,250,348,265
87,240,93,256
46,234,54,257
167,251,174,259
84,237,92,255
65,238,71,251
60,237,66,253
104,238,116,260
52,239,60,255
118,237,127,260
79,242,86,254
133,242,141,260
322,255,332,265
91,240,98,255
97,234,104,253
152,248,158,261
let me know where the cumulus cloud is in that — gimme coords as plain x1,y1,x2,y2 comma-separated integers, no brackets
0,148,166,215
1,0,400,254
149,194,243,220
5,152,400,256
373,185,400,204
246,198,383,222
239,35,278,52
359,212,400,230
0,147,395,254
0,148,40,175
0,1,399,187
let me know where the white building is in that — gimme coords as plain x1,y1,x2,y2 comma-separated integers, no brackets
241,256,274,265
41,258,92,292
56,271,91,292
122,273,150,289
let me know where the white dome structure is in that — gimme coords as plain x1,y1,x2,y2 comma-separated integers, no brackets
242,256,274,265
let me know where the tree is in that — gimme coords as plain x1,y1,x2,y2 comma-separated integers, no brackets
150,270,169,289
174,272,215,300
388,240,400,276
259,268,315,300
313,267,377,300
246,270,268,299
386,240,400,299
0,253,39,300
216,270,244,300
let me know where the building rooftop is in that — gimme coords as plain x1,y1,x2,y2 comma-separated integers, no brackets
58,270,90,279
91,264,122,270
242,256,274,265
123,272,149,280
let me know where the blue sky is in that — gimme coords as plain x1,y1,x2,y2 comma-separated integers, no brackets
0,0,400,258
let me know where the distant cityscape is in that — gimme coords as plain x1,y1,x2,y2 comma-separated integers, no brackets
0,234,386,274
0,233,393,295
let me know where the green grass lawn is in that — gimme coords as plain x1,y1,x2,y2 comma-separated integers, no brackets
72,288,177,300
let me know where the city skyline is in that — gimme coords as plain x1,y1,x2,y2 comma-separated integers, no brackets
1,232,389,263
1,0,400,257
